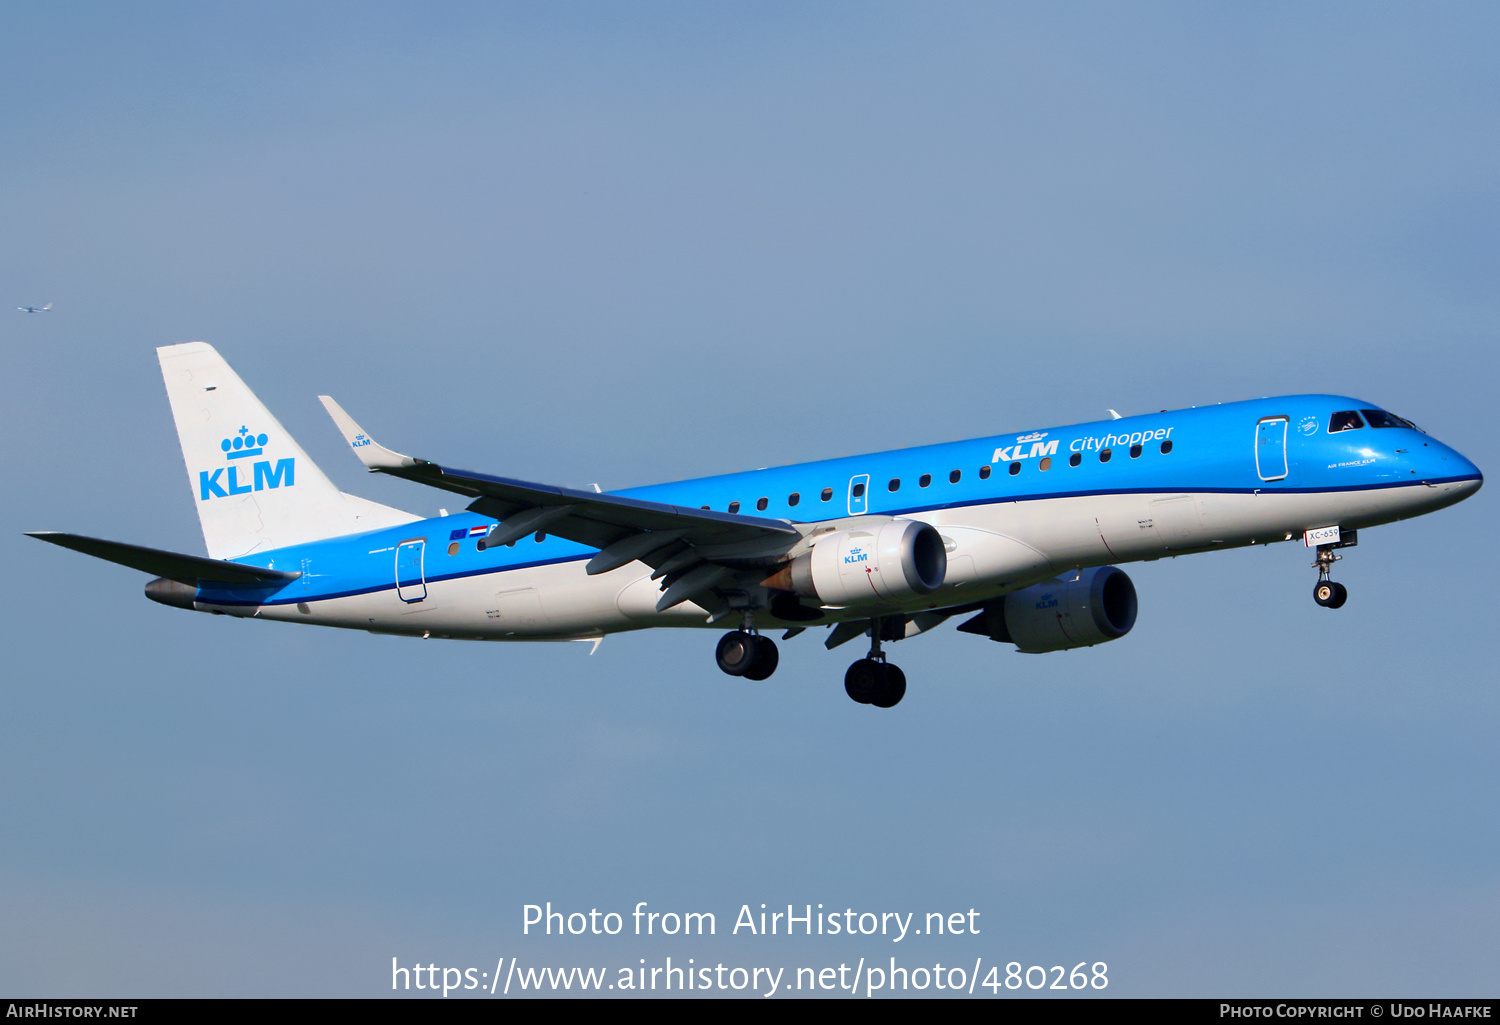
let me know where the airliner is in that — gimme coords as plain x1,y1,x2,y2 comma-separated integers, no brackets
17,303,52,313
30,343,1482,708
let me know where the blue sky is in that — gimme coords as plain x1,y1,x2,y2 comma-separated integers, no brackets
2,2,1496,996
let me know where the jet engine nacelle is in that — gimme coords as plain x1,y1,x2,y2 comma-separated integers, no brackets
767,519,947,606
958,566,1138,653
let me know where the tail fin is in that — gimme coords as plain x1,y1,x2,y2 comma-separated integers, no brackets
158,342,418,559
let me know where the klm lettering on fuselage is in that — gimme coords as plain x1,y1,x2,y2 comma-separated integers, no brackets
993,432,1060,463
199,425,295,500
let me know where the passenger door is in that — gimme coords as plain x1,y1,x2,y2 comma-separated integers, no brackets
1256,417,1289,482
395,539,427,603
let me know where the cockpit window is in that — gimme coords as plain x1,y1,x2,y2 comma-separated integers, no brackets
1328,410,1365,432
1361,409,1421,431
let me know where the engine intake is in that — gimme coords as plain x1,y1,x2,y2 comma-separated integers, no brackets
958,566,1137,653
764,520,947,606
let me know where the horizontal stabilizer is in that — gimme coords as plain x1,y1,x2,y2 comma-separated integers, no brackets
26,532,300,587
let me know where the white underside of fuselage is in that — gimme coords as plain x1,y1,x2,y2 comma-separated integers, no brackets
210,480,1476,640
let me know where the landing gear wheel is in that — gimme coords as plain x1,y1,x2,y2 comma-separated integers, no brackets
1311,541,1350,610
844,659,879,704
1313,581,1348,609
715,631,757,676
742,636,779,680
845,660,905,707
869,663,906,708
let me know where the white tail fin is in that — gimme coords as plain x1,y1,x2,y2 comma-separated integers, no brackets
157,342,418,559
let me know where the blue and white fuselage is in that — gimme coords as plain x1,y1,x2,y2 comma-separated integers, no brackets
217,398,1476,635
29,344,1482,706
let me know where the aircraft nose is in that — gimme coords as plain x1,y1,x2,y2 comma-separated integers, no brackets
1418,439,1482,504
1453,461,1482,496
1438,443,1482,487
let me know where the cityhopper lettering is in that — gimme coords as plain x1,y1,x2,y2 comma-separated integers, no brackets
1069,425,1175,454
199,425,295,500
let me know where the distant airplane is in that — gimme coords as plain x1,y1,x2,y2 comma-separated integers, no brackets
28,343,1484,708
17,303,51,313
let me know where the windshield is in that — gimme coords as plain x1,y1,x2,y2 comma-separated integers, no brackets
1361,409,1423,432
1328,410,1364,432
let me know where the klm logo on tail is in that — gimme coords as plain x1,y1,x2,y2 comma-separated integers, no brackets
199,425,295,500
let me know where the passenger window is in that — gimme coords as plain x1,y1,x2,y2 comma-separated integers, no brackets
535,531,546,543
728,501,740,513
788,493,800,507
1129,444,1142,458
1008,461,1021,475
1099,448,1112,462
949,469,961,483
978,464,992,480
756,497,768,511
1039,457,1052,471
701,505,710,510
1069,453,1081,467
1329,410,1365,432
1160,440,1173,454
820,488,833,502
919,474,932,488
447,542,460,556
888,478,900,492
851,483,865,499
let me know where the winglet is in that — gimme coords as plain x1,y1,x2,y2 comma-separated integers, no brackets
318,395,421,470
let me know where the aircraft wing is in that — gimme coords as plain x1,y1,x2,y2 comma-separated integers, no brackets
26,532,301,587
320,397,802,612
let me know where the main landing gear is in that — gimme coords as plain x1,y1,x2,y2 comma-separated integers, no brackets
715,623,779,681
844,619,906,708
713,613,908,707
1312,543,1349,609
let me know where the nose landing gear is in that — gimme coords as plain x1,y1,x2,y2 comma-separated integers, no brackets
844,618,906,708
1314,579,1348,608
1312,542,1350,609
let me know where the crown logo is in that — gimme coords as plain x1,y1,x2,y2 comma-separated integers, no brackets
221,425,268,460
1017,431,1047,443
